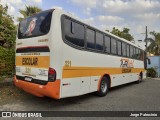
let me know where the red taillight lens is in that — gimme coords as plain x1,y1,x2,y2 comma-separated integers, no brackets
48,68,56,82
49,68,55,74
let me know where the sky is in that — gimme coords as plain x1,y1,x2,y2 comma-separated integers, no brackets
1,0,160,48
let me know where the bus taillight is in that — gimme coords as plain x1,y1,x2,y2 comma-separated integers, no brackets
48,68,56,82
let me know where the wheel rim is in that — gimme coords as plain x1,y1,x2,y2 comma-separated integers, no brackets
101,80,107,93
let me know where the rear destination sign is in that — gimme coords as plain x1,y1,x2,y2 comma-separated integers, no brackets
16,52,50,68
22,57,38,66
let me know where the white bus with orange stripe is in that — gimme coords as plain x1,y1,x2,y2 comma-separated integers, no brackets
14,9,148,99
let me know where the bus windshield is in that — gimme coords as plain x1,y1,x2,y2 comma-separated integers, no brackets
18,9,53,39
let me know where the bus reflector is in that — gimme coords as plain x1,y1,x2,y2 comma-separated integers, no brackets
48,68,56,82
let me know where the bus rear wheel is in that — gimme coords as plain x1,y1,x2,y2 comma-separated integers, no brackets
96,77,109,97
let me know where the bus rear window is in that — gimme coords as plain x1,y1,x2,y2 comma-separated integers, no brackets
18,10,53,39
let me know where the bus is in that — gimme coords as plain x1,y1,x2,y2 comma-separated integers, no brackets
14,9,148,99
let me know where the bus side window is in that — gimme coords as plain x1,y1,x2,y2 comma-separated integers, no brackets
104,35,111,53
64,18,85,47
133,47,136,59
126,44,130,57
86,28,95,49
138,49,141,60
136,48,140,60
96,32,104,51
117,41,122,56
130,45,134,58
111,38,117,54
122,42,126,57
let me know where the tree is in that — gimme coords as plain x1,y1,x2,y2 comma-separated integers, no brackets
0,4,16,48
110,27,134,41
0,4,16,75
147,31,160,55
18,5,42,21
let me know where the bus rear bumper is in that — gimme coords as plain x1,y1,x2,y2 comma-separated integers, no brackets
14,76,60,99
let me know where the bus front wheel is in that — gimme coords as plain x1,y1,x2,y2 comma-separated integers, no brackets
137,72,143,84
96,77,109,97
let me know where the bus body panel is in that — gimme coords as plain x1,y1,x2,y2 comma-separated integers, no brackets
60,43,144,98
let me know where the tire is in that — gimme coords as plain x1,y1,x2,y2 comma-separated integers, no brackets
137,73,143,84
96,77,109,97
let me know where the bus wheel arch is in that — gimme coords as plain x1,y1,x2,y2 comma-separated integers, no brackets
96,74,111,97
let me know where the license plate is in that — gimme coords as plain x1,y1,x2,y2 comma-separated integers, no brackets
25,77,32,81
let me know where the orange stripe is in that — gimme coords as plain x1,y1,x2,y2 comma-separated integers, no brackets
62,66,145,78
16,56,49,68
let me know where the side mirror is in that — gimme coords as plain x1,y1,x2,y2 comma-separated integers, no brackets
147,58,151,65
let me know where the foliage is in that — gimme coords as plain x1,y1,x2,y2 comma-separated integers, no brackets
0,4,16,76
147,67,157,78
0,46,15,76
18,5,42,22
0,4,16,48
110,27,134,41
147,31,160,55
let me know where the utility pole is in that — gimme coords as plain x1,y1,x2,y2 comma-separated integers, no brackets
145,26,148,55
